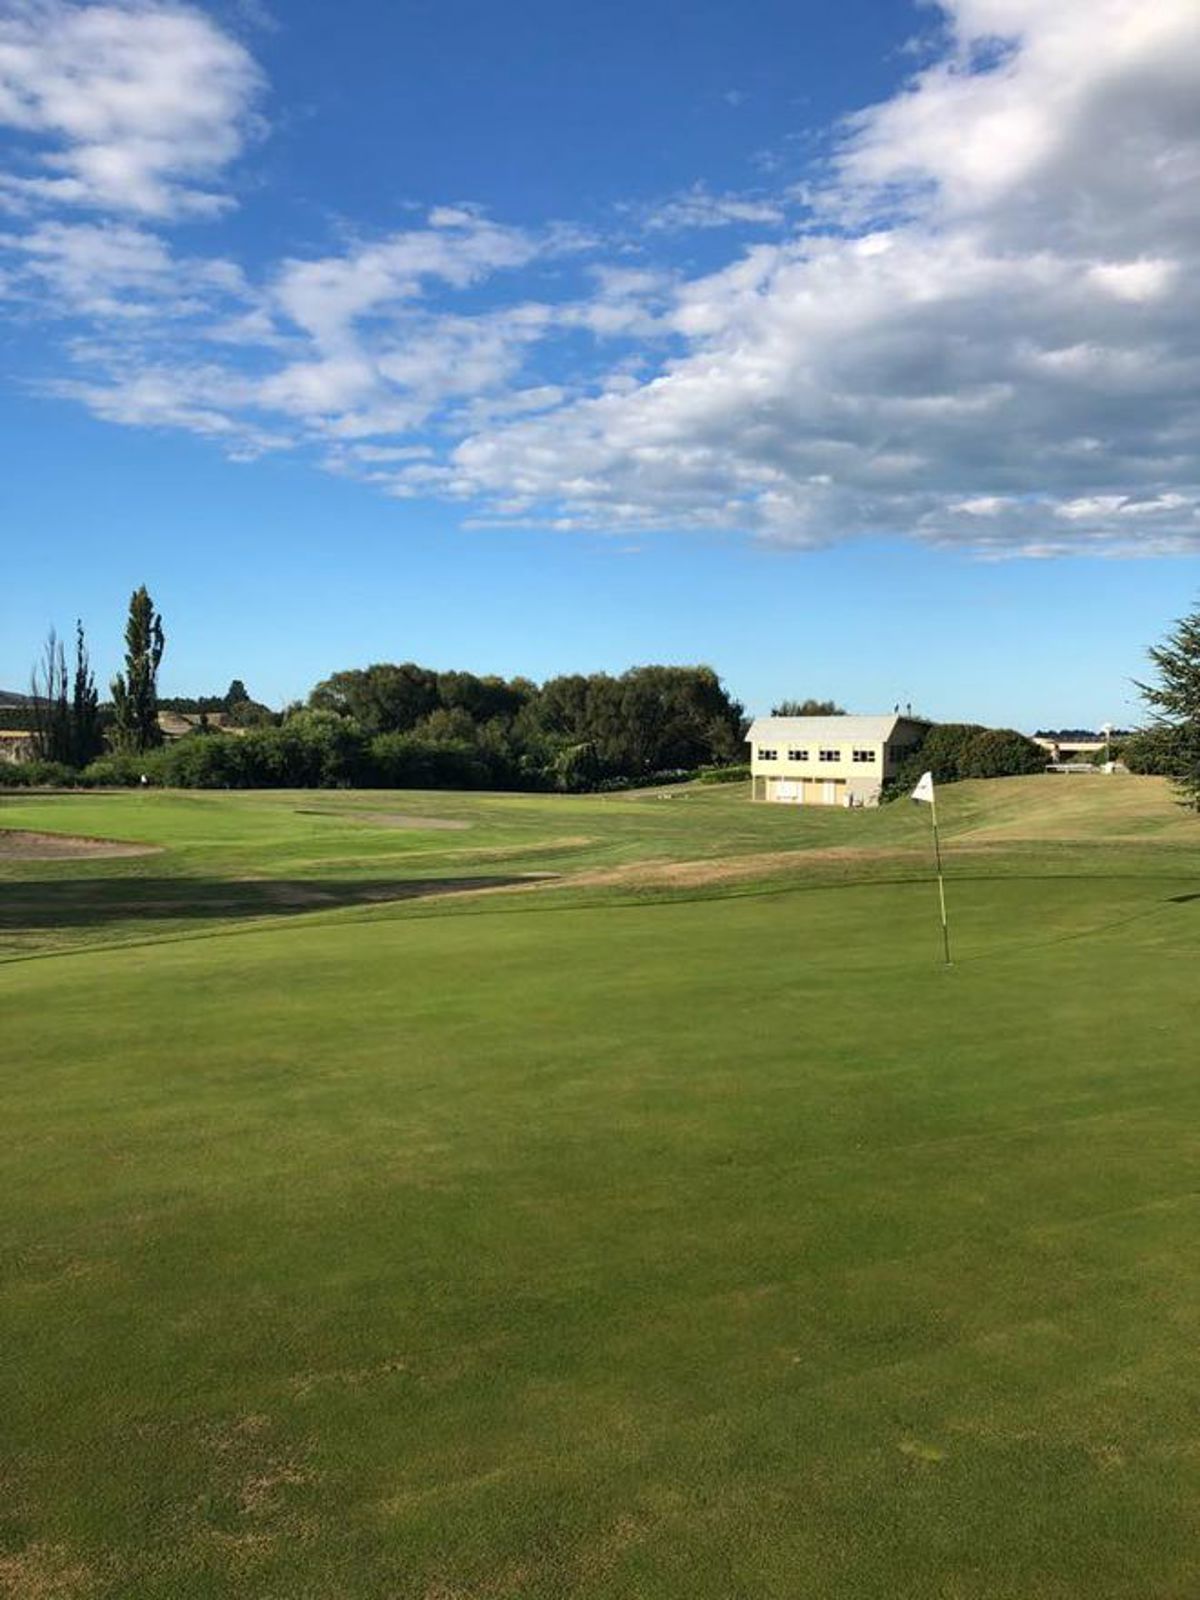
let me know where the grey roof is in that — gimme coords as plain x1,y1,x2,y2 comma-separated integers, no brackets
745,714,927,745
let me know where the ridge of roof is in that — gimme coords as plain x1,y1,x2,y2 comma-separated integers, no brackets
745,712,927,742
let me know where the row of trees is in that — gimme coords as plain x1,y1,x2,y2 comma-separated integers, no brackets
29,586,167,762
304,661,745,783
28,623,101,768
16,635,749,790
15,588,1200,806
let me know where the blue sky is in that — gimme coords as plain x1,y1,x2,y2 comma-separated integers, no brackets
2,0,1198,727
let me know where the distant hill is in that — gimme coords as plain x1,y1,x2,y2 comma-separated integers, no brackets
0,690,31,709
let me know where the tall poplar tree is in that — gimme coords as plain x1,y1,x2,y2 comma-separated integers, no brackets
110,586,166,754
71,619,102,767
29,628,71,764
1139,602,1200,811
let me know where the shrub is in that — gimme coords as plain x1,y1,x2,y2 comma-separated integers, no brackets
698,763,751,784
0,759,76,787
886,722,1047,799
159,734,248,787
959,728,1046,778
81,750,171,786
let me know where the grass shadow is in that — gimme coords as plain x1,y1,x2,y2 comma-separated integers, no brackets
0,875,543,933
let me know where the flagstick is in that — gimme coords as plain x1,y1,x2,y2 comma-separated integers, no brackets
929,793,952,966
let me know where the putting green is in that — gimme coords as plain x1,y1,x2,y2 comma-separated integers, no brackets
2,776,1198,1597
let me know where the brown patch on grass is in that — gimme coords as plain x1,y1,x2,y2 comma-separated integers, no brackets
569,843,926,890
0,1543,94,1599
289,1356,408,1397
0,829,159,860
201,1529,277,1571
237,1459,316,1516
378,1465,511,1518
422,1564,530,1600
200,1414,318,1538
573,1513,653,1580
205,1412,271,1454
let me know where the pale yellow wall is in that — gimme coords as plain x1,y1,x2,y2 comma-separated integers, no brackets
749,739,885,781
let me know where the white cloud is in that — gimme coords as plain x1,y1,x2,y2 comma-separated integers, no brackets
1087,259,1177,303
0,0,264,217
45,361,288,456
270,214,538,350
641,184,786,232
0,217,248,314
4,0,1200,557
436,0,1200,554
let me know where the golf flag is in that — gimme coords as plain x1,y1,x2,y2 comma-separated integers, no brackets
911,770,951,963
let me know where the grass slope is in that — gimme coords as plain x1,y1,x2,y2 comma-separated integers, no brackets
2,776,1199,1597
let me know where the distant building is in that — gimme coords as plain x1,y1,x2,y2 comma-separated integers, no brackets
1030,730,1129,763
0,730,36,765
746,713,930,807
157,711,245,739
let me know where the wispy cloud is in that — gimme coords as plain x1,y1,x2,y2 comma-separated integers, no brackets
0,217,248,315
639,183,787,233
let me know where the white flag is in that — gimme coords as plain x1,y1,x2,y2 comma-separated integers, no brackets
911,770,935,804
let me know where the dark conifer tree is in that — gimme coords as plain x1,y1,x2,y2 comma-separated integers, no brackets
70,620,102,766
1139,603,1200,811
110,586,166,754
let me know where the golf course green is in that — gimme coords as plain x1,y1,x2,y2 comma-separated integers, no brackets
2,775,1198,1598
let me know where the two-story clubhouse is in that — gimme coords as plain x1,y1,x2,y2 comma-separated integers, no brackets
746,713,930,807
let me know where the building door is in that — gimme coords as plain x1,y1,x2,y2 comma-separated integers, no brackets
822,781,837,805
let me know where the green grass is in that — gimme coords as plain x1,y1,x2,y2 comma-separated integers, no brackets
2,776,1199,1597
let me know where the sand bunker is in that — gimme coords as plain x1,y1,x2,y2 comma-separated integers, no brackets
0,828,160,860
296,809,470,831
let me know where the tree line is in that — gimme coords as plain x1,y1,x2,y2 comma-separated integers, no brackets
26,586,166,764
14,588,747,791
11,589,1200,807
95,661,745,792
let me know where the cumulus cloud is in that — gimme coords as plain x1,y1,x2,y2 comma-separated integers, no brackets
434,0,1200,554
0,0,264,217
3,0,1200,556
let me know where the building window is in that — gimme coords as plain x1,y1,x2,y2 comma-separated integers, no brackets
852,748,876,763
819,748,840,763
787,748,809,762
758,748,778,761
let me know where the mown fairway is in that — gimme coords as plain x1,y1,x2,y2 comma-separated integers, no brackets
2,777,1199,1598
